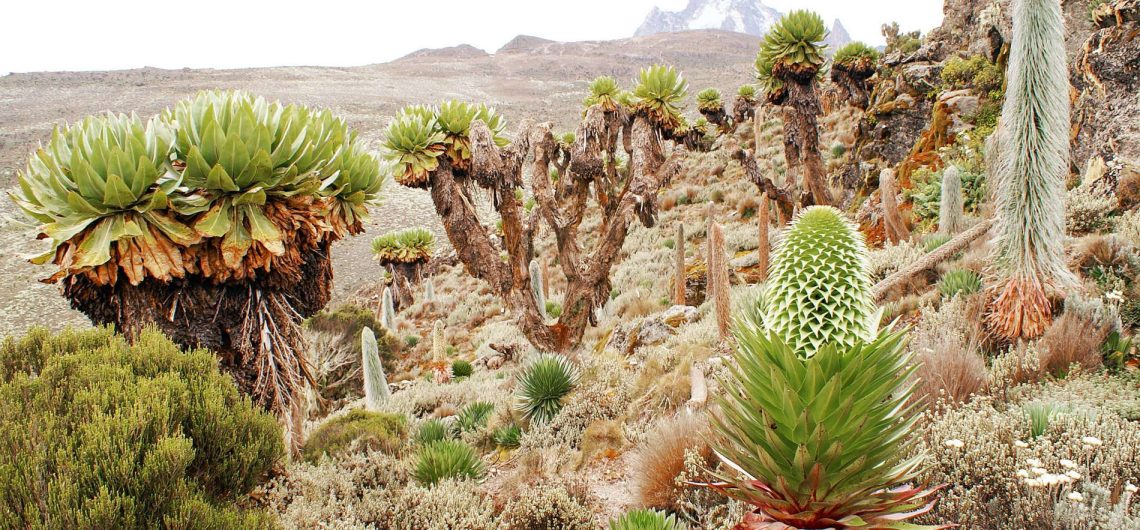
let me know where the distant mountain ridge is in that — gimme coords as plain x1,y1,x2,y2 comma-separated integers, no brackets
635,0,851,50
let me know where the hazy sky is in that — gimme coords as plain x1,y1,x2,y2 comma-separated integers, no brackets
1,0,943,74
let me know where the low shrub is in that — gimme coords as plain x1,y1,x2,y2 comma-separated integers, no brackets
0,327,282,528
302,409,407,463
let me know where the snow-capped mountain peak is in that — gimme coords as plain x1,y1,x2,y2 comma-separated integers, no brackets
634,0,781,38
634,1,853,51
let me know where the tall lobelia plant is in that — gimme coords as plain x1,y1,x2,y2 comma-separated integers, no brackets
985,0,1075,341
707,206,947,529
10,90,385,448
361,327,390,410
938,166,965,235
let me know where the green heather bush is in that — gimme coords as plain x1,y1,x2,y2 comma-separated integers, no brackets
906,166,986,226
609,508,686,530
939,269,983,298
516,353,579,424
301,409,407,463
941,55,1004,98
0,327,282,529
413,440,486,486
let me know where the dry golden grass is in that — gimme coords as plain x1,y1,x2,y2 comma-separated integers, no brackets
1037,303,1112,378
914,337,988,406
631,414,715,511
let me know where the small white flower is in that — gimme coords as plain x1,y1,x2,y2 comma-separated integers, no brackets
1105,291,1124,303
1068,491,1085,502
1060,459,1077,469
1032,467,1048,476
1066,470,1082,480
1026,458,1044,467
1014,440,1029,448
1126,483,1138,493
1081,436,1103,447
1016,469,1030,478
944,439,964,448
1024,478,1041,487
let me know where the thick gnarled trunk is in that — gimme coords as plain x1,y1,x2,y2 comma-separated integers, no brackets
424,109,681,354
62,241,332,450
783,80,832,206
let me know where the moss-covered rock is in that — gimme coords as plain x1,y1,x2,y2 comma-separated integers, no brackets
302,409,407,463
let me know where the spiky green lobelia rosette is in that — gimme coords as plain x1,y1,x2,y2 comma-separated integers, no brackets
762,206,875,358
710,205,947,529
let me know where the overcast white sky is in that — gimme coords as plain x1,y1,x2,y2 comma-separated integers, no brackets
0,0,943,75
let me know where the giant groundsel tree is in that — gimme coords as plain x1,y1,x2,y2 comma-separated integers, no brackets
756,10,832,207
10,90,385,445
985,0,1074,341
382,66,702,353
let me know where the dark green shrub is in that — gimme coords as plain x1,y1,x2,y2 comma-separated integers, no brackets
413,440,485,486
451,359,474,378
941,55,1004,99
405,335,421,347
906,167,987,224
0,327,282,529
301,409,407,463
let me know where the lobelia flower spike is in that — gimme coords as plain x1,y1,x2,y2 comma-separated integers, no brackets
985,0,1076,341
529,259,547,320
762,206,875,357
361,327,390,410
938,166,965,235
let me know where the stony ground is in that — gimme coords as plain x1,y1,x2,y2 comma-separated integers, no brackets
0,30,761,337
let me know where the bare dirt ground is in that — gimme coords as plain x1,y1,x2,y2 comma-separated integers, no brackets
0,30,759,337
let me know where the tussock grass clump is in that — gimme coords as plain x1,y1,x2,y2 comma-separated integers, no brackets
413,439,485,486
632,414,715,511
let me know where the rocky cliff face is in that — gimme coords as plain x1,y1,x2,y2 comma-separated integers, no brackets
1070,0,1140,189
824,19,853,51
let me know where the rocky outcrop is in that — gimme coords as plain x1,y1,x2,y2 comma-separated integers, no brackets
1070,0,1140,189
605,305,699,354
